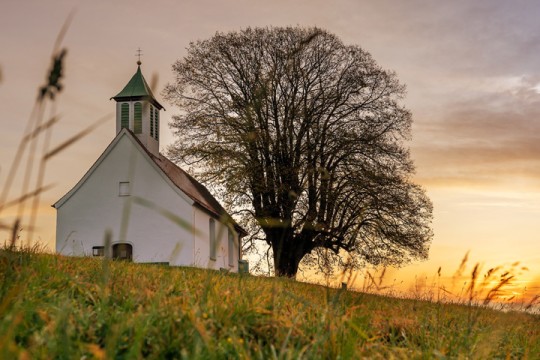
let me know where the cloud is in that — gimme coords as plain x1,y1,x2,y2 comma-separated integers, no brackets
412,77,540,188
398,1,540,78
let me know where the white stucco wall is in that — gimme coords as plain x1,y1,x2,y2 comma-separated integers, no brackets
193,206,239,272
55,133,194,265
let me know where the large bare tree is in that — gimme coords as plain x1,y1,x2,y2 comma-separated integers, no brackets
164,27,433,277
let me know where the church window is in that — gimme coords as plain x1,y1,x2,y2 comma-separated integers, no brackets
121,103,129,129
92,246,105,257
134,102,142,134
112,243,132,261
150,105,154,137
228,229,234,267
154,109,159,140
209,218,216,260
119,182,130,196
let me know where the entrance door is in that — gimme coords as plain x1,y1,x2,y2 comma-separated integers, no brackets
112,243,133,261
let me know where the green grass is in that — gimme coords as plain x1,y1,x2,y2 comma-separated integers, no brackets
1,248,538,359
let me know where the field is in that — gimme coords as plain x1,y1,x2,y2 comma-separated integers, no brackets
1,248,538,359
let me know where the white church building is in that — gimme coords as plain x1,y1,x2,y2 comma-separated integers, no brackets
54,62,246,272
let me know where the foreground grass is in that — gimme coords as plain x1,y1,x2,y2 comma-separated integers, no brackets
1,249,538,359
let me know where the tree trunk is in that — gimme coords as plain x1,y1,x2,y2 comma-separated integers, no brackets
274,249,304,277
270,232,312,278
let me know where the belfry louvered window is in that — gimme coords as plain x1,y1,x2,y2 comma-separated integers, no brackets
134,102,142,134
150,105,154,137
121,103,129,129
154,109,159,140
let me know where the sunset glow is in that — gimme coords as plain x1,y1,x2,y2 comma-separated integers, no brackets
1,0,539,301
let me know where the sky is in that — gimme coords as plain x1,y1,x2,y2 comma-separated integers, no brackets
1,0,539,299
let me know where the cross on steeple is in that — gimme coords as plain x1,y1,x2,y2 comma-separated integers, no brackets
135,48,143,65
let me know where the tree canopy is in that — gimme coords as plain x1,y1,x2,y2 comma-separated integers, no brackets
164,27,433,277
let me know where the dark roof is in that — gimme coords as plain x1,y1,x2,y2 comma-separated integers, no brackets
152,154,247,236
111,65,164,110
122,129,247,236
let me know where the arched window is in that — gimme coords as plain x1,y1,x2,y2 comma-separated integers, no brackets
134,102,142,134
150,105,154,137
154,109,159,140
121,103,129,129
112,243,132,261
209,218,216,260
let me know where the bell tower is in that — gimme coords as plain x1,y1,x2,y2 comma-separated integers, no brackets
111,60,164,156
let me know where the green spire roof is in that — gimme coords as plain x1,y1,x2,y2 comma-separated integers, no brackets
111,65,164,110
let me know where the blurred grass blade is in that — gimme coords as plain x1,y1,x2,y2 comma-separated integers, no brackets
23,115,61,142
43,114,111,160
132,196,200,236
38,10,75,102
53,9,75,54
39,49,67,102
0,220,11,230
10,219,20,248
0,184,54,212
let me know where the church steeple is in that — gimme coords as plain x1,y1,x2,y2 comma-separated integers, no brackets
111,61,164,156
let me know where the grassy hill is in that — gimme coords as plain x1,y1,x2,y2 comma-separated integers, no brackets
1,248,538,359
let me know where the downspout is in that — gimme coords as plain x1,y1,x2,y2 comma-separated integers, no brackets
238,232,242,261
193,206,196,264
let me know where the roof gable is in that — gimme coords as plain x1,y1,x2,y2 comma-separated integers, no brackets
53,129,193,209
53,129,246,236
